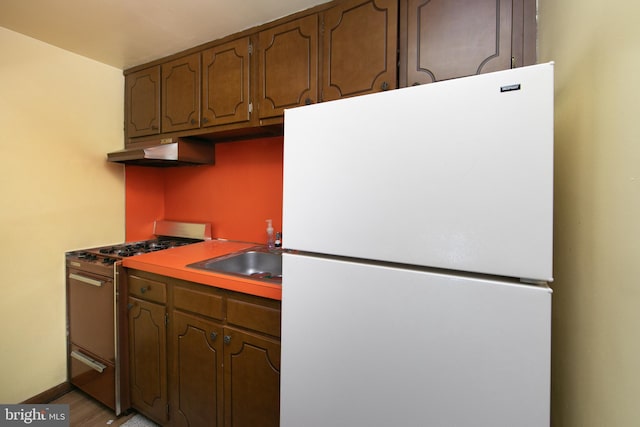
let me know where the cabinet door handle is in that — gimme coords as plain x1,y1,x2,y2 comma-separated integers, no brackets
380,81,390,91
223,335,231,344
190,118,197,125
202,117,209,124
71,350,107,373
304,98,313,105
140,287,147,294
69,273,104,287
210,332,218,341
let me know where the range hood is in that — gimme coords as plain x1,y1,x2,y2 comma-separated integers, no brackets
107,137,214,167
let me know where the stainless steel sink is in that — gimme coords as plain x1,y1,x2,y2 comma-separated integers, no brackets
187,249,282,283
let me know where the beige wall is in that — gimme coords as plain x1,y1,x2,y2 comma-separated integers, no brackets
539,1,640,425
0,27,124,403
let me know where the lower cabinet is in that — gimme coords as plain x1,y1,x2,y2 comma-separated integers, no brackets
128,273,169,425
126,270,281,427
223,328,280,427
170,311,223,427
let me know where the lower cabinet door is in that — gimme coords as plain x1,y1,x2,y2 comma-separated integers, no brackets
129,297,168,424
69,344,116,410
223,327,281,427
171,310,224,427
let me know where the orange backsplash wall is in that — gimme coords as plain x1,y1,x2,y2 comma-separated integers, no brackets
125,166,165,241
125,136,284,243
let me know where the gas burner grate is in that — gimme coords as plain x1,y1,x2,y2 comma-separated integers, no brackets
98,238,201,257
76,252,98,261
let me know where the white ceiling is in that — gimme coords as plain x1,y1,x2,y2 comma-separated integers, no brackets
0,0,327,70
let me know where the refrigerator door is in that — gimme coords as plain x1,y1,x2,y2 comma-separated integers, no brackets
281,253,551,427
283,63,554,281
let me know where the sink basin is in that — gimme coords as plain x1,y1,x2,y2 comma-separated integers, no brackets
187,249,282,283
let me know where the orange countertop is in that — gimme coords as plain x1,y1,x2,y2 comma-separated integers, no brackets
122,240,282,300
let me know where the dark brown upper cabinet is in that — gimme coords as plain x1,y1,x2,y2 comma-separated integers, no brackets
400,0,536,86
162,53,201,133
202,37,252,128
125,66,161,138
257,14,319,120
122,0,538,144
322,0,398,102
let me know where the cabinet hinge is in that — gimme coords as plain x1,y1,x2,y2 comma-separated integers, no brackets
165,312,169,326
249,102,253,114
248,41,253,55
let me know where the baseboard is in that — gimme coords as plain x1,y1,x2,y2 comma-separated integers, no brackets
21,382,73,404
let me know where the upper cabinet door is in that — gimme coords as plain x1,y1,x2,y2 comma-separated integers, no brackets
258,15,319,119
162,53,201,133
404,0,513,85
322,0,398,102
202,37,252,127
125,66,161,138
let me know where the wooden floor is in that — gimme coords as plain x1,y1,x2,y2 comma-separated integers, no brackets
50,390,136,427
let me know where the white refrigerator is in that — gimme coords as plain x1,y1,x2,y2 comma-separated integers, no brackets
281,63,554,427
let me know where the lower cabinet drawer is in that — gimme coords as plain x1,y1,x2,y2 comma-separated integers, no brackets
226,298,281,337
128,275,167,303
69,345,115,410
173,285,224,320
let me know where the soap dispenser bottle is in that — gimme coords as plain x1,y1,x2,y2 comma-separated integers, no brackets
266,219,275,250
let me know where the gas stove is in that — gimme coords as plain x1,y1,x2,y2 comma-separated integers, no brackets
98,238,199,257
65,220,211,414
70,237,202,263
66,220,212,275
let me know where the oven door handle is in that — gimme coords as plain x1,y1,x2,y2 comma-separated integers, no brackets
69,273,104,287
70,350,107,373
